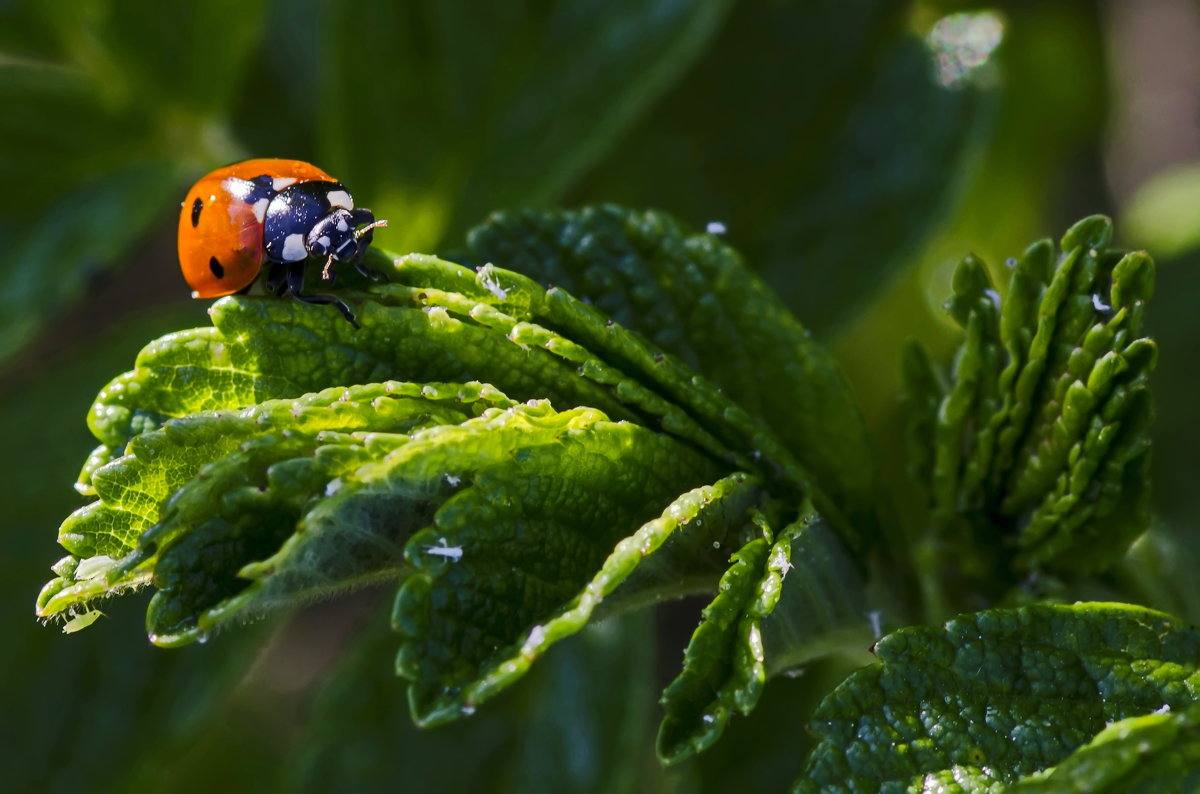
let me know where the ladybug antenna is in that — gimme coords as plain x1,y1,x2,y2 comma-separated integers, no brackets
354,219,388,240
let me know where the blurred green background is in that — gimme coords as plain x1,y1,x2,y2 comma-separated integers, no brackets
3,1,1198,791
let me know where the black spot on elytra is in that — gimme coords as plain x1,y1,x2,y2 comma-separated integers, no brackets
209,257,224,279
191,197,204,227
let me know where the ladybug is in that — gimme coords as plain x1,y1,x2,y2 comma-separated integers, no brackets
178,158,387,327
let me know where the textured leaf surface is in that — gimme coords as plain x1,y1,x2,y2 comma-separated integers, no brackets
1010,704,1200,793
36,206,872,744
659,510,870,763
38,381,510,620
904,216,1156,577
794,603,1200,793
396,469,755,725
466,205,875,543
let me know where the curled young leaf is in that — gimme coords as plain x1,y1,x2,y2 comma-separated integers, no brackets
658,509,870,764
904,215,1156,578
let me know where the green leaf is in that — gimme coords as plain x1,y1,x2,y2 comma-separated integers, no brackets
34,204,886,768
659,510,871,764
83,279,638,448
466,205,876,545
397,465,748,725
1010,704,1200,793
904,216,1157,578
83,380,500,557
39,205,874,745
45,386,679,634
795,603,1200,793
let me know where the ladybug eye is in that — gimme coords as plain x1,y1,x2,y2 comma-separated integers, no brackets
191,197,204,227
209,257,224,279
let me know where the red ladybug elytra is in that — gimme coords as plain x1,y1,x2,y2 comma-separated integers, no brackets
177,158,387,327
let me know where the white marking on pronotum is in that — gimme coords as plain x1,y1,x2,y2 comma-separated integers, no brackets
336,217,349,233
251,197,269,223
317,235,332,251
282,233,307,261
706,220,727,235
425,537,463,562
1092,293,1112,312
272,176,297,191
326,190,353,209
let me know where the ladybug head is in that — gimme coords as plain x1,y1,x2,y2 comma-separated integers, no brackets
307,207,387,265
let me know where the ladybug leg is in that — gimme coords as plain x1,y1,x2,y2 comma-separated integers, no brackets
285,260,360,329
296,292,359,328
264,261,289,296
353,257,389,283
